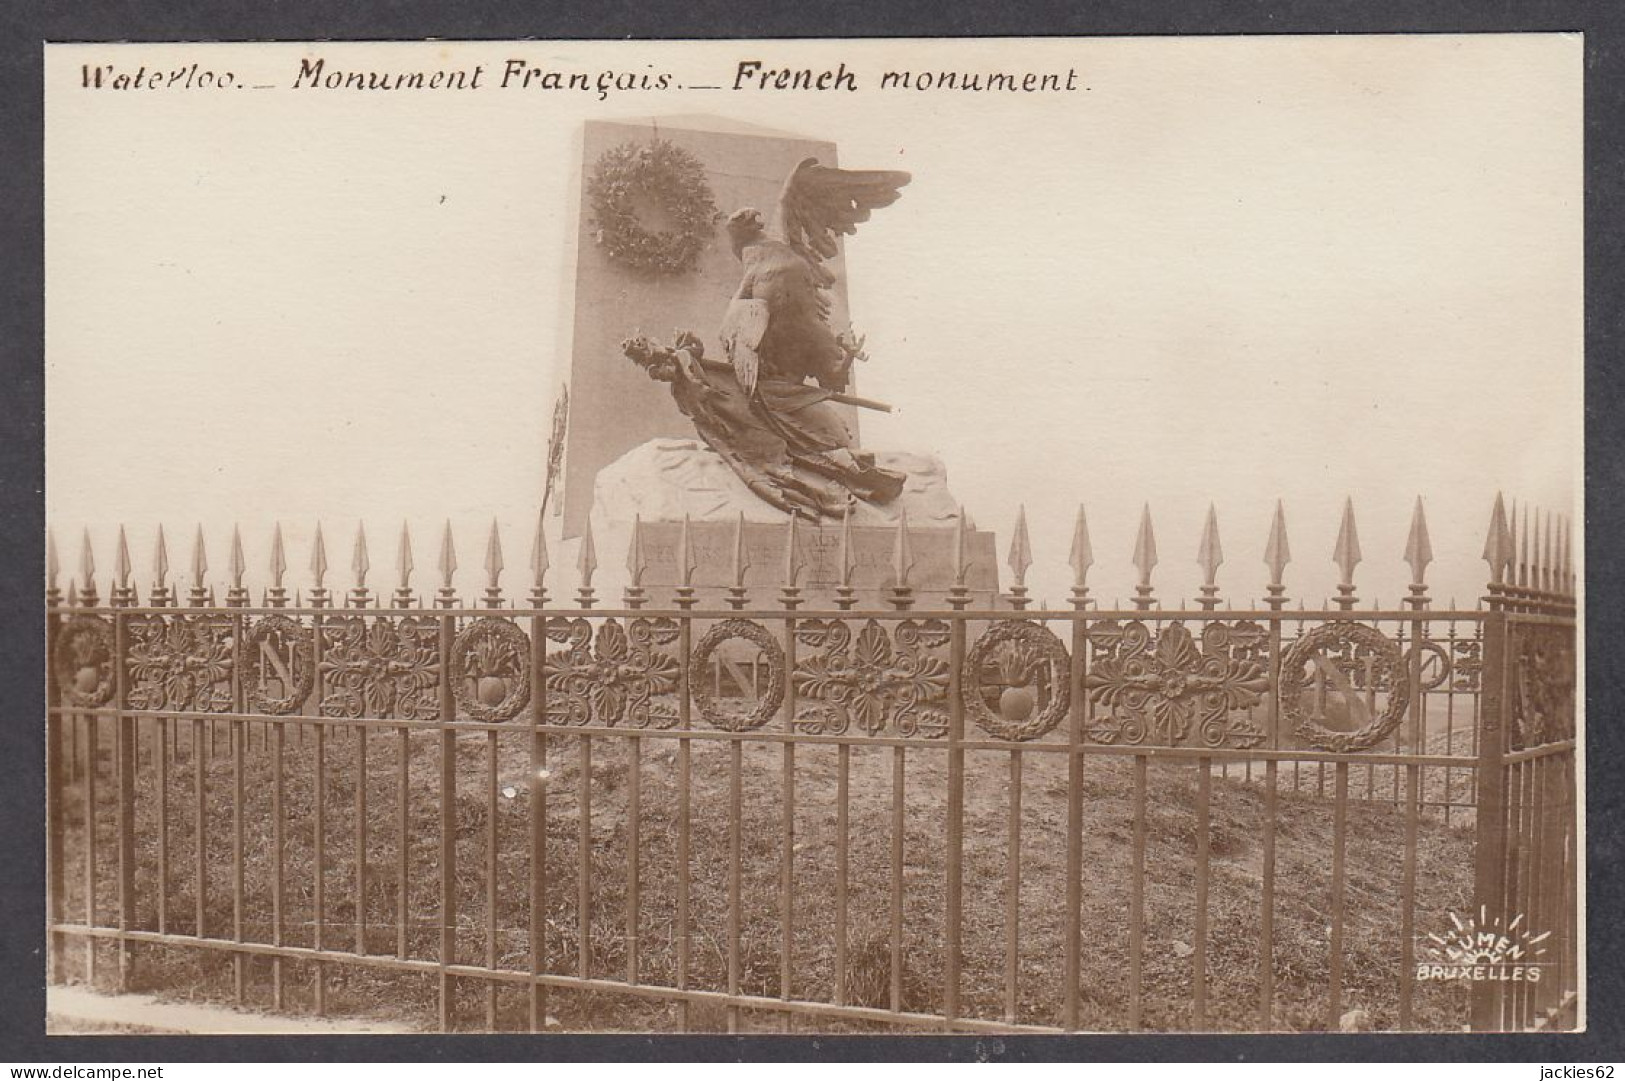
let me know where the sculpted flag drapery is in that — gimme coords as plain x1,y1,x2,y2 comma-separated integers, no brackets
624,157,912,519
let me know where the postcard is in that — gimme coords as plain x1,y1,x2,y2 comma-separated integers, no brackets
42,36,1582,1036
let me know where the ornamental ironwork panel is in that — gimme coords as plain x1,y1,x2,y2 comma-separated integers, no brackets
1279,621,1411,752
544,616,681,727
451,617,532,722
53,615,116,709
125,613,236,713
962,619,1071,742
793,618,950,738
1451,635,1484,693
244,614,315,715
318,615,441,720
1085,620,1268,748
1509,621,1575,750
689,618,785,732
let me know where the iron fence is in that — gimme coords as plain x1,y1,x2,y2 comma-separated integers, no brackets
44,496,1577,1032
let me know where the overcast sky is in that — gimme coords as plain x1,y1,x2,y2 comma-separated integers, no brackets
45,36,1580,608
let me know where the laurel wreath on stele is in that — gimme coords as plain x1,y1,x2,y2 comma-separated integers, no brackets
587,139,720,276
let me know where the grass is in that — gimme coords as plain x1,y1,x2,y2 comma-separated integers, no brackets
53,711,1480,1033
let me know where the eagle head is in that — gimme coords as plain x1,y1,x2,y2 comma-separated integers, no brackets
725,207,766,260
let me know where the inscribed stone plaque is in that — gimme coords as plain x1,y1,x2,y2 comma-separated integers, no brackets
633,520,1000,609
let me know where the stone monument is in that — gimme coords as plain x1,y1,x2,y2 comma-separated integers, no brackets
560,116,861,539
563,115,999,606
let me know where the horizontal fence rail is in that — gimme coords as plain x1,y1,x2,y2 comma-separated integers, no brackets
44,495,1577,1033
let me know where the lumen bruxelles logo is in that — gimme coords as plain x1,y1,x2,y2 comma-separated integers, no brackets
1417,905,1549,982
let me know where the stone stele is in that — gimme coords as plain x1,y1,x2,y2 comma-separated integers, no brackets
560,115,860,539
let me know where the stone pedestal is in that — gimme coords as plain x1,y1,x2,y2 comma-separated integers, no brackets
588,438,999,608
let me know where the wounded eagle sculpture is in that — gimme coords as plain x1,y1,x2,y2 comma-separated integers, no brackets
625,157,913,520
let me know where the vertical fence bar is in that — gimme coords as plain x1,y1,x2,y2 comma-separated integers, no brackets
231,611,246,1002
1004,749,1022,1026
486,729,498,1030
1471,592,1510,1030
1327,760,1349,1029
834,742,849,1010
890,743,905,1015
1129,754,1146,1031
397,725,409,961
528,603,548,1032
1259,601,1284,1030
156,715,169,939
578,734,592,982
1526,757,1546,1029
437,610,456,1032
778,595,797,1029
944,616,965,1026
727,738,743,1031
1399,762,1420,1028
113,607,136,990
272,715,285,1010
676,615,692,1031
1193,756,1211,1030
45,610,66,984
309,604,326,1015
313,714,326,1015
84,710,98,984
627,730,641,989
357,722,369,961
194,710,207,944
1064,604,1087,1032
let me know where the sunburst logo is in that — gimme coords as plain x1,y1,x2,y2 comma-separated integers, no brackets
1417,906,1549,982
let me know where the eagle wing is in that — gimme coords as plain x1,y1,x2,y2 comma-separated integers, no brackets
720,297,770,394
775,158,911,290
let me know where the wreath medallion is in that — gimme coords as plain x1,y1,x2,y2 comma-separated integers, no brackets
587,139,719,276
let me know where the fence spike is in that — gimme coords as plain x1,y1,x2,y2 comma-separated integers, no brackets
783,512,803,588
1543,510,1556,592
67,581,79,608
191,524,209,587
953,508,974,587
79,527,96,589
1518,501,1531,587
838,506,855,587
530,509,549,586
351,521,370,586
229,525,246,587
1482,493,1512,585
114,525,131,587
626,515,646,586
1404,497,1433,587
1197,504,1223,587
1007,505,1032,586
485,518,504,588
893,508,914,587
437,520,456,589
677,514,694,588
1264,499,1291,586
730,512,750,588
1132,504,1158,586
46,527,60,590
269,524,286,588
577,516,598,587
1332,497,1361,588
149,525,170,593
311,523,328,588
397,521,415,588
1562,514,1573,592
1068,505,1093,588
